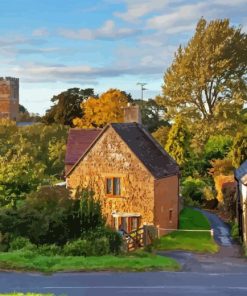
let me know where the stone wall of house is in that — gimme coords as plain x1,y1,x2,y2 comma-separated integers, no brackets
0,77,19,121
154,175,179,235
67,126,155,226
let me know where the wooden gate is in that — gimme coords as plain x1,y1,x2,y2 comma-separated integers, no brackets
123,225,158,251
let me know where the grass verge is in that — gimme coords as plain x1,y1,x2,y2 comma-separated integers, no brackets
0,250,179,273
154,208,219,253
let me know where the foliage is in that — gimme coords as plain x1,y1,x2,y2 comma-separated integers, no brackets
73,88,128,128
214,175,235,202
0,186,106,245
204,135,233,161
220,183,237,221
154,208,218,253
230,222,239,240
158,18,247,144
0,120,68,185
0,250,179,273
19,104,41,122
231,131,247,168
0,153,46,208
165,116,190,166
152,125,170,147
133,98,168,132
63,237,110,256
209,158,234,177
182,177,207,205
9,237,35,252
42,88,95,126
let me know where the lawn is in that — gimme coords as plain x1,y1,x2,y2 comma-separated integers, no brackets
0,250,179,273
154,208,219,253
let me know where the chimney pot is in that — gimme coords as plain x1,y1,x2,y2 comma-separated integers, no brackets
123,105,142,124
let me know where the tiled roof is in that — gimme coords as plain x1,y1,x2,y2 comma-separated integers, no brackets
111,123,179,179
235,160,247,185
65,129,101,165
66,123,179,179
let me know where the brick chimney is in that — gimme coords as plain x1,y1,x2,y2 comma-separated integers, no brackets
123,104,142,124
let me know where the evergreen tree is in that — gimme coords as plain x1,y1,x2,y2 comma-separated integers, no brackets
165,116,190,166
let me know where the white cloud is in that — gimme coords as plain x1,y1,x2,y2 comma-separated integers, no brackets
59,20,141,40
32,28,49,37
115,0,172,22
147,2,208,31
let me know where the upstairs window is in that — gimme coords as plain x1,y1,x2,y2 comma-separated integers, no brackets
106,177,121,196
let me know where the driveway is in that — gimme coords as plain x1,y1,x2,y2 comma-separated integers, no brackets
158,209,247,273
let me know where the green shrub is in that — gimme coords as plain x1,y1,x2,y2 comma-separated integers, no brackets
0,187,105,246
63,239,93,256
182,177,206,205
83,227,122,254
37,244,62,256
9,237,36,251
0,232,10,252
93,237,110,255
231,222,239,240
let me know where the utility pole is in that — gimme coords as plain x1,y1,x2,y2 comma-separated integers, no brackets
137,82,147,101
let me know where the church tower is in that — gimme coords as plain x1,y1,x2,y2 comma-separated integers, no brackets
0,77,19,121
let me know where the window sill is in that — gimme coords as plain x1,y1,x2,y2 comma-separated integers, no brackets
106,195,124,199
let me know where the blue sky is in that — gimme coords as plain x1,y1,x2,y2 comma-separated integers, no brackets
0,0,246,114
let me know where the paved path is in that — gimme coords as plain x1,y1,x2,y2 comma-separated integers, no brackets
1,271,247,296
198,209,233,247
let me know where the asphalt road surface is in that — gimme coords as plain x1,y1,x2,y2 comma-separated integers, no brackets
1,270,247,296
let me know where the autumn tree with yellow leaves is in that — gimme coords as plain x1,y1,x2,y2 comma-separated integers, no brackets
73,89,129,128
158,18,247,145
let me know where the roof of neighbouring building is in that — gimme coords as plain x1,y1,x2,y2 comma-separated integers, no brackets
66,123,179,179
65,129,101,165
235,160,247,185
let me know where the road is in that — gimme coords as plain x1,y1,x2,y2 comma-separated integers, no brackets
1,270,247,296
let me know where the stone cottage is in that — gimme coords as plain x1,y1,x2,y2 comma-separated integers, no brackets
65,107,180,233
235,160,247,243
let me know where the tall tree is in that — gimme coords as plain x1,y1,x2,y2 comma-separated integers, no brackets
133,98,168,132
158,18,247,140
165,116,190,166
73,89,129,128
43,88,96,126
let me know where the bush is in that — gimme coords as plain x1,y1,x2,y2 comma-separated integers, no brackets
231,222,239,241
63,239,93,256
63,237,111,257
0,187,106,246
9,237,36,252
93,237,110,256
82,227,122,254
182,177,206,205
37,244,62,256
0,232,10,252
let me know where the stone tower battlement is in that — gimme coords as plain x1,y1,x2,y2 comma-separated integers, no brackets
0,77,19,121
